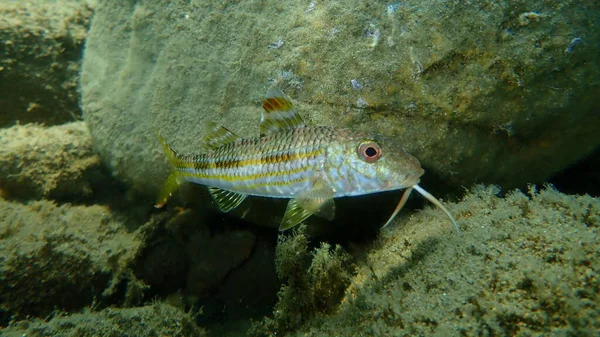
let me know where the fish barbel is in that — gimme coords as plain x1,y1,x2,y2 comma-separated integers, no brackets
155,87,459,234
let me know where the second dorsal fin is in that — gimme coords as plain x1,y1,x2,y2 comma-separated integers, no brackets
202,122,240,151
260,87,305,136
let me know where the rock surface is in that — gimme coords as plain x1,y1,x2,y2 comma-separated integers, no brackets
0,122,101,201
81,0,600,201
0,0,95,126
2,302,206,337
0,199,141,325
250,186,600,336
1,0,599,335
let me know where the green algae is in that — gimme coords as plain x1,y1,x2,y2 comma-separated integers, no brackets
0,123,101,201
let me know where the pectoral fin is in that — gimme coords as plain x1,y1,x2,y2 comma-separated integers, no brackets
280,199,313,231
279,180,335,231
295,183,335,220
207,187,247,212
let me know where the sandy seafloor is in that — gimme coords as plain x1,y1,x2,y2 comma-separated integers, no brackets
1,1,599,336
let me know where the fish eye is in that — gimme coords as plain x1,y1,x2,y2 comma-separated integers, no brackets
357,140,382,163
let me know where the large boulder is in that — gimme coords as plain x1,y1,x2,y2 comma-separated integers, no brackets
0,199,141,324
0,122,101,201
0,0,95,126
81,0,600,201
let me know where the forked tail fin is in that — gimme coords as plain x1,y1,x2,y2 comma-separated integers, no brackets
155,131,182,208
156,131,178,166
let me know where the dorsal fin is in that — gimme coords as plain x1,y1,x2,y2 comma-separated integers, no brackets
202,122,240,150
260,87,305,136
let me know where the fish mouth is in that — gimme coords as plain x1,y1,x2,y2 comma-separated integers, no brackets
400,175,421,187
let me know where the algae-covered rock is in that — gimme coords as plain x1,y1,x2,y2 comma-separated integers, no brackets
214,236,280,321
0,122,101,201
136,210,258,297
185,229,257,296
249,226,353,335
81,0,599,201
0,199,141,325
257,186,599,336
0,0,95,126
133,207,278,325
1,302,206,337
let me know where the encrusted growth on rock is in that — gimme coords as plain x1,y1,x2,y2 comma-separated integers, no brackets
249,225,353,336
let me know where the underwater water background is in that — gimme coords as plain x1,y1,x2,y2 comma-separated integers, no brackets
0,1,599,336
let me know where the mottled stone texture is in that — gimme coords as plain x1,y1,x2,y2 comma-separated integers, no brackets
251,186,600,337
0,122,101,201
2,302,206,337
81,0,599,200
0,0,95,126
0,199,141,325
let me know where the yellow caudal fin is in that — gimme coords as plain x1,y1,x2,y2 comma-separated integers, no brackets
155,173,181,208
156,131,178,166
155,131,182,208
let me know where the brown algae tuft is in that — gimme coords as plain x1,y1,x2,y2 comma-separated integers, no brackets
249,225,353,336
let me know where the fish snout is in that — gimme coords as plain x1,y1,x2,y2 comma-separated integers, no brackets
400,172,422,188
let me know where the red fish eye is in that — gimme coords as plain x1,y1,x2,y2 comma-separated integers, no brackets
358,141,382,163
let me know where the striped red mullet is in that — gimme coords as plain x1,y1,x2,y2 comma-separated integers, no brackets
155,87,459,233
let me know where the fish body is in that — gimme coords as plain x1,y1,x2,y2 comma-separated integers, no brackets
163,126,422,199
156,87,458,233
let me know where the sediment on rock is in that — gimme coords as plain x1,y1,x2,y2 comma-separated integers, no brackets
0,0,96,126
0,122,101,201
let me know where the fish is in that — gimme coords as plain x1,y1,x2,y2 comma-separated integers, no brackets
155,87,460,234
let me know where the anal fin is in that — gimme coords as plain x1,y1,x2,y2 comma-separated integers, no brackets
207,187,247,212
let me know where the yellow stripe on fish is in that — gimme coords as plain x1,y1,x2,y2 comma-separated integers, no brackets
155,87,460,234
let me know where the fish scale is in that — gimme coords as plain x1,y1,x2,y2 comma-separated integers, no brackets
155,86,460,234
175,127,337,198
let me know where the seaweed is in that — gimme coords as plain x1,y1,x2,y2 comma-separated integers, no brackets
249,225,354,336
